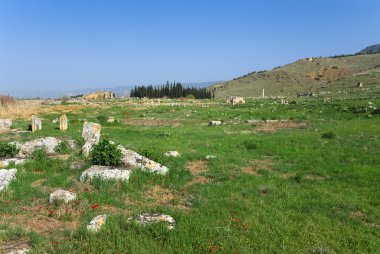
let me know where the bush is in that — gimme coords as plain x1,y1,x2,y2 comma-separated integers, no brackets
139,148,164,163
243,141,257,151
96,115,108,124
0,142,19,158
90,140,122,166
55,141,70,154
321,132,335,139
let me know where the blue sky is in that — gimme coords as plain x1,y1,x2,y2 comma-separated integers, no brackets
0,0,379,95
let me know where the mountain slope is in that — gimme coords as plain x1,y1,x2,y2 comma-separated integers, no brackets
210,53,380,98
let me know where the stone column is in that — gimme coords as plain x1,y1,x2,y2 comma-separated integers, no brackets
262,89,265,98
60,115,68,131
31,115,42,132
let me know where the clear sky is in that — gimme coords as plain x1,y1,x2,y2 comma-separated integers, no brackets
1,0,379,95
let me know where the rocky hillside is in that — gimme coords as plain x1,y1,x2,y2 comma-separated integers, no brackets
210,53,380,98
359,44,380,54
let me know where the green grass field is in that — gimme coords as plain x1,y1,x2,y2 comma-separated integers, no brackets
1,96,379,253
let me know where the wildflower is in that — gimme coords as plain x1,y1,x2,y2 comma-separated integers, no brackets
91,204,100,210
48,210,55,216
236,218,241,223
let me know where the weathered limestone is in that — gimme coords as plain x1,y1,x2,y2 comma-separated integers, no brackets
209,120,222,126
87,214,107,232
59,115,68,131
118,145,169,175
0,158,27,169
107,117,115,123
128,213,176,229
164,151,181,157
82,122,101,156
0,168,17,192
1,240,30,254
225,96,245,105
49,189,77,203
83,91,114,100
0,119,12,133
205,155,216,160
357,82,363,88
80,165,132,182
31,115,42,132
16,137,59,158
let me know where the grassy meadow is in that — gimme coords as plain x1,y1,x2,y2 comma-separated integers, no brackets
0,96,379,253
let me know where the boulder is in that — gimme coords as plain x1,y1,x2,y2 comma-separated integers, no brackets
0,168,17,192
0,119,12,132
80,165,132,182
16,137,59,158
164,151,181,157
49,189,77,203
0,158,27,169
128,213,176,229
118,145,169,175
87,214,107,232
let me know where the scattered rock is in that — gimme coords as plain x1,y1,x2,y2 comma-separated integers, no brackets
0,240,30,254
225,96,245,105
16,137,60,158
164,151,181,157
0,119,12,133
246,119,263,124
80,165,132,182
209,120,222,126
107,117,115,123
205,155,216,160
0,158,27,168
118,145,169,175
82,122,101,156
128,213,176,229
31,115,42,132
0,168,17,192
52,118,59,124
70,161,86,170
49,189,77,203
87,214,107,232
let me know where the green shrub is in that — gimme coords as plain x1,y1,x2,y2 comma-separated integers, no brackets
321,132,335,139
139,148,164,163
96,115,108,124
243,141,257,151
90,139,122,166
33,149,48,161
55,141,70,154
0,142,19,158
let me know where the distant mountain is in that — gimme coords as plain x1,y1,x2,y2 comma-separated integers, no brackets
359,44,380,54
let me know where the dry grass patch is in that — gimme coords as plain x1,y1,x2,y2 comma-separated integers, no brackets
256,120,306,133
243,158,273,176
184,160,209,187
123,118,182,127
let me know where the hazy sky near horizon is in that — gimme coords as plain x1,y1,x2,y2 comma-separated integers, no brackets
1,0,380,93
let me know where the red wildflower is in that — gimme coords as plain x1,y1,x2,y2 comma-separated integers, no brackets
91,204,100,210
236,218,241,223
48,210,55,215
234,250,238,254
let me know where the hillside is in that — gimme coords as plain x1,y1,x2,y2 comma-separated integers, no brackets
359,44,380,54
210,53,380,98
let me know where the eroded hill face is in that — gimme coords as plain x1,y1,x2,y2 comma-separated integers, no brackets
211,54,380,98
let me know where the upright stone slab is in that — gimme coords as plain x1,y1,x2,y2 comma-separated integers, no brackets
31,115,42,132
60,115,68,131
0,119,12,133
82,122,101,156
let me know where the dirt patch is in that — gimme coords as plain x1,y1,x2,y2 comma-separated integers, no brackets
279,172,297,179
184,160,209,187
146,185,176,205
30,178,46,187
255,120,306,133
304,174,325,181
0,239,30,254
350,211,365,220
123,118,182,127
243,159,273,176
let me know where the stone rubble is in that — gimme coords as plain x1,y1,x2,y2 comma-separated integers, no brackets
15,137,60,158
164,151,181,157
0,119,12,132
118,145,169,175
128,213,176,229
49,189,77,203
80,165,132,182
87,214,107,232
0,168,17,192
0,158,27,169
209,120,222,126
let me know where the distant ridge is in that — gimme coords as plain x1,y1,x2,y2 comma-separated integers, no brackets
359,44,380,54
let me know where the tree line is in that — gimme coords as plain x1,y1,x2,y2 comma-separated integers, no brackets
130,81,214,99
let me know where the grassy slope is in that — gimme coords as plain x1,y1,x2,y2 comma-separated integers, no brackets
211,54,380,98
0,96,379,253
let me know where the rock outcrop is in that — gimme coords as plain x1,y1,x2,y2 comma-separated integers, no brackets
15,137,60,158
80,165,132,182
83,91,114,100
